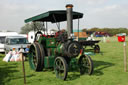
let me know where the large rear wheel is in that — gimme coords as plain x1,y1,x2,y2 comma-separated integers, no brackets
36,42,45,70
54,57,68,80
28,43,44,71
78,55,93,75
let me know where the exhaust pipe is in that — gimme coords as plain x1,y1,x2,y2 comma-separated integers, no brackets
66,4,73,39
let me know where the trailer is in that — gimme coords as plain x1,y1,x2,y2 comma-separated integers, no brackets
74,32,100,53
79,40,100,53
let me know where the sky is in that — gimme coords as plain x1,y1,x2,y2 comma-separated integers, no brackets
0,0,128,32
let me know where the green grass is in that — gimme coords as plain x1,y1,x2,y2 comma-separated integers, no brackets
0,37,128,85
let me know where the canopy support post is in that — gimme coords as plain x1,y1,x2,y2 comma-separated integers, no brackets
46,22,48,35
52,14,60,31
78,17,80,41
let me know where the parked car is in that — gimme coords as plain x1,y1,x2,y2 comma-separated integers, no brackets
4,36,30,54
0,32,19,53
0,36,6,52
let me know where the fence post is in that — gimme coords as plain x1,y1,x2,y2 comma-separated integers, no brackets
124,42,127,72
20,46,26,85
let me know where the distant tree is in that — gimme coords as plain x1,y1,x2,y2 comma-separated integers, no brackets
88,27,100,32
20,23,33,34
6,30,14,32
82,28,87,32
20,22,45,34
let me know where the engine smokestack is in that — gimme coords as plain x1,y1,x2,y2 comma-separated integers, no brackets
66,4,73,39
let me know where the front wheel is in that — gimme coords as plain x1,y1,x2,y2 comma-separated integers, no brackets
94,45,100,53
78,55,93,75
54,57,68,80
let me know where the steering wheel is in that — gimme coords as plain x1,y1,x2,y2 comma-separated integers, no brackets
34,31,43,42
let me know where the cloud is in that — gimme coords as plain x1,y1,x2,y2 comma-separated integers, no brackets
0,2,46,32
0,0,128,32
87,0,108,5
85,4,128,28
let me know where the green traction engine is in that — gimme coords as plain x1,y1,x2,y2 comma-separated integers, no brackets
25,4,93,80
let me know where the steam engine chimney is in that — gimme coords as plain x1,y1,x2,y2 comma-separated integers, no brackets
66,4,73,39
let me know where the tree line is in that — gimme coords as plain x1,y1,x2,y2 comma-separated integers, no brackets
82,27,128,36
20,23,128,36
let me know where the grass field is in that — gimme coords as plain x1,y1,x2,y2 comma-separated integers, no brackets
0,36,128,85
